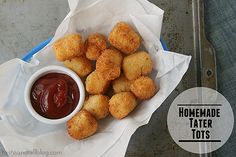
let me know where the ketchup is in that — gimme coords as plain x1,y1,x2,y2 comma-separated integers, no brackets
30,73,79,119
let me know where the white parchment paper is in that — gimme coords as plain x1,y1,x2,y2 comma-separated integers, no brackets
0,0,191,157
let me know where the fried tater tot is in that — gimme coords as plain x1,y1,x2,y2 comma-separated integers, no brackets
64,56,92,77
108,22,141,54
86,71,110,94
109,92,137,119
112,74,131,93
88,33,107,50
85,44,101,60
67,109,98,140
85,33,107,60
83,94,110,119
53,34,84,61
96,49,123,81
130,76,158,100
122,51,153,80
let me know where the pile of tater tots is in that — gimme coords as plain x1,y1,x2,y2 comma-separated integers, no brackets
53,22,159,140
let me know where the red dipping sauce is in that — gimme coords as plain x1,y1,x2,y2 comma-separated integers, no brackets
30,73,79,119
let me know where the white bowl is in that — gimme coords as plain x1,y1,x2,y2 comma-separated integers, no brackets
24,65,85,125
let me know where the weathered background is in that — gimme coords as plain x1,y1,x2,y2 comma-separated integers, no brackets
0,0,235,157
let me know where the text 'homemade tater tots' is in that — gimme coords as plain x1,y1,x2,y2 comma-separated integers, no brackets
53,34,84,61
109,92,137,119
67,110,98,140
86,71,110,94
83,94,110,119
122,51,153,80
108,22,141,54
64,56,92,77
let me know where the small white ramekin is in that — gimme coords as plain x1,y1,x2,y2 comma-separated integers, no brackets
24,65,85,125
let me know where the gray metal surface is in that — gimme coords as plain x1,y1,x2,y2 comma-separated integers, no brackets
0,0,217,157
0,0,69,63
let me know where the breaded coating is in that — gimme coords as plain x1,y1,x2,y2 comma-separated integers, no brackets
53,34,84,61
88,33,107,50
85,44,101,60
67,110,98,140
83,94,110,119
86,71,110,94
112,74,131,93
85,33,107,60
108,46,123,53
96,49,123,81
109,92,137,119
122,51,153,80
108,22,141,54
130,76,157,100
64,56,92,77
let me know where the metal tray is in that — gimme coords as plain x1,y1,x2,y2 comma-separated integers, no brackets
125,0,216,156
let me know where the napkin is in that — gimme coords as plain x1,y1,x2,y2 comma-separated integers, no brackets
0,0,191,156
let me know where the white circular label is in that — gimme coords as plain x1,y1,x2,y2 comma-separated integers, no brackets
167,87,234,154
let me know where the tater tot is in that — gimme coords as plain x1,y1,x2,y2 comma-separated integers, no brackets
109,92,137,119
122,51,153,80
130,76,158,100
108,22,141,54
88,33,107,50
85,44,101,60
96,49,123,81
53,34,84,61
83,94,110,119
112,74,131,93
67,110,98,140
64,56,92,77
86,71,110,94
85,33,107,60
